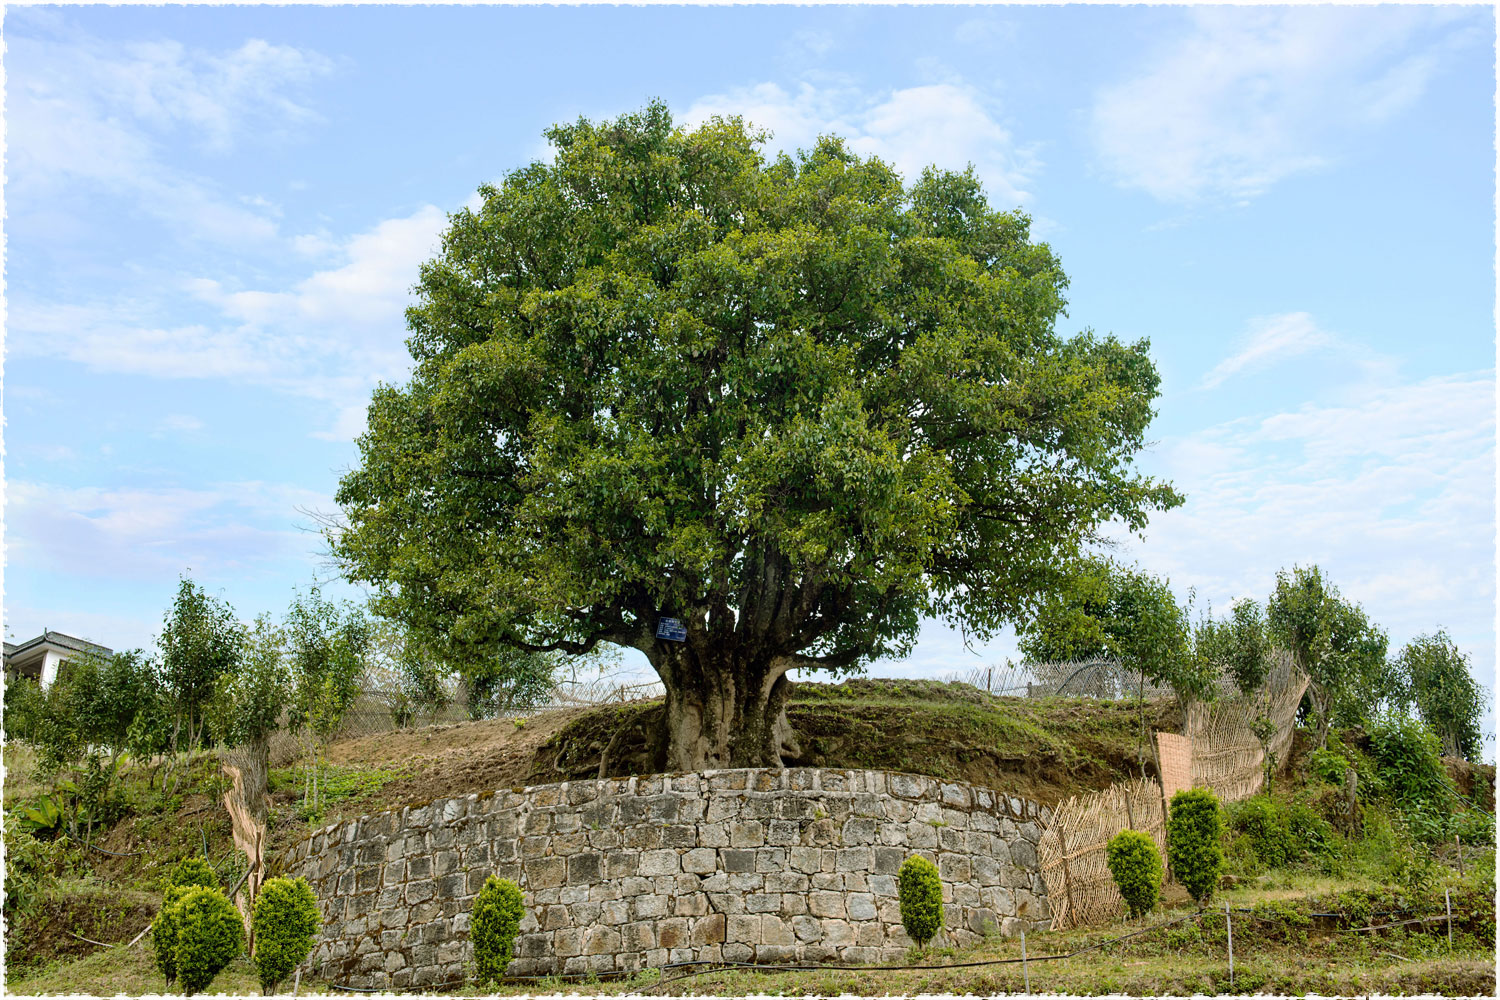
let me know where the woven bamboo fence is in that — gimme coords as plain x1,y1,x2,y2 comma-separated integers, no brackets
1036,775,1170,929
1037,655,1310,929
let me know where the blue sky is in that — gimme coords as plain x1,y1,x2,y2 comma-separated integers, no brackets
4,5,1494,749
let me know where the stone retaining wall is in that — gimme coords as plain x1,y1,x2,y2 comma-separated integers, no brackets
284,768,1053,989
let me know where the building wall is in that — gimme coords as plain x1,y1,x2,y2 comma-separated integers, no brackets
284,768,1053,990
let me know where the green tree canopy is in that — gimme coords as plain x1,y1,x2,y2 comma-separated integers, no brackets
333,102,1182,767
1267,565,1388,748
160,577,244,759
1018,559,1211,700
1394,630,1485,761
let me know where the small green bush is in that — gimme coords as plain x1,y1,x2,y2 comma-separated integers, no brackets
471,876,525,986
169,856,221,890
151,884,194,985
174,886,246,994
1168,787,1225,905
1105,829,1162,918
1366,712,1454,808
1230,796,1292,868
897,855,944,948
252,877,322,994
1308,749,1350,786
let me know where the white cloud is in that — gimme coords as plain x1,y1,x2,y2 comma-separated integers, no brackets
1199,312,1347,389
685,79,1036,207
9,27,333,245
159,414,206,433
1091,7,1475,204
6,480,333,581
11,204,449,439
1129,370,1494,685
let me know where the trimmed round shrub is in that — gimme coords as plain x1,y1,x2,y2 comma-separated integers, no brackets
1168,787,1225,905
169,857,221,890
471,876,525,986
174,885,246,995
897,855,944,948
1105,829,1162,919
150,884,194,985
252,877,322,995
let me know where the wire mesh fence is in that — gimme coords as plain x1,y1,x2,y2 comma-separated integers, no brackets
941,658,1178,700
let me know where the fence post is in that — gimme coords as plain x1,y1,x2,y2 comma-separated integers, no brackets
1021,929,1029,994
1445,888,1452,951
1225,901,1234,989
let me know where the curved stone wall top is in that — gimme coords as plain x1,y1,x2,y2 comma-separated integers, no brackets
284,768,1053,989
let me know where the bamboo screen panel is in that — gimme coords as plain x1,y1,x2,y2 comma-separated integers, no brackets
1039,656,1310,930
1036,776,1168,931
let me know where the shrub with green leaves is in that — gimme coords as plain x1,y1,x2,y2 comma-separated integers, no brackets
174,886,246,994
1308,749,1351,786
1230,796,1293,869
471,876,525,986
897,855,944,948
1366,712,1454,812
1105,829,1162,918
252,877,322,995
1167,787,1225,905
169,856,221,890
150,884,195,985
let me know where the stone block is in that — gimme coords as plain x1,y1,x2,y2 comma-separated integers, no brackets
842,817,878,843
583,926,621,955
601,899,630,925
406,880,434,904
697,823,730,848
822,919,855,946
528,857,567,889
846,893,877,920
722,942,753,962
810,872,843,891
789,846,822,873
836,846,873,872
662,824,697,848
808,891,845,918
744,892,780,913
656,917,689,950
682,848,717,874
754,847,786,872
673,892,709,917
639,849,681,876
780,893,808,916
889,773,925,799
730,820,765,847
1009,839,1037,869
766,819,802,846
938,828,968,853
938,855,971,882
567,852,601,885
623,825,662,849
764,871,809,893
554,927,585,957
856,922,884,947
707,892,745,914
722,848,756,873
907,823,938,849
634,893,669,919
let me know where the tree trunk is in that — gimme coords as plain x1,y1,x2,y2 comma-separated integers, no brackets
655,646,801,771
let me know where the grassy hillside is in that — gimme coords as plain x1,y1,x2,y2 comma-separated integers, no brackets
4,678,1493,995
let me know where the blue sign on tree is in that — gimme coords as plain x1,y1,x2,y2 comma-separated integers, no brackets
656,617,687,642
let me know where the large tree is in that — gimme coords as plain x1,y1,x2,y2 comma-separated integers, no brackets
333,103,1182,769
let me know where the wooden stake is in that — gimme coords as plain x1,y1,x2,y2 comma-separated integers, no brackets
1225,901,1234,990
1445,888,1452,952
1021,930,1030,995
